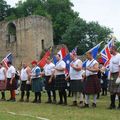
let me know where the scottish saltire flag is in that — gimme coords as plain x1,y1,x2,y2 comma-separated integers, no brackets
2,53,13,69
100,40,113,67
82,42,102,68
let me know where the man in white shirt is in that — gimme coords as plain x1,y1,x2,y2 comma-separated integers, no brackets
6,61,16,102
108,46,120,109
19,63,31,102
42,57,56,103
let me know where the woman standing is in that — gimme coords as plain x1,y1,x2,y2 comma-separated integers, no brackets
0,63,7,101
31,61,43,103
54,54,67,105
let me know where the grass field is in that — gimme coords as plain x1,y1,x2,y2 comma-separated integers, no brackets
0,92,120,120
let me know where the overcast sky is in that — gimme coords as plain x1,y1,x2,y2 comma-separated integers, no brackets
7,0,120,40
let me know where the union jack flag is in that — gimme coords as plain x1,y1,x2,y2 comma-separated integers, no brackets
2,53,13,69
100,40,113,67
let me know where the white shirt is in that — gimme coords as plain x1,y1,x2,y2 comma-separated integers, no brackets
110,53,120,73
70,59,82,80
44,63,55,76
55,60,66,75
86,59,98,77
7,65,16,78
21,67,29,81
31,66,41,79
0,67,6,80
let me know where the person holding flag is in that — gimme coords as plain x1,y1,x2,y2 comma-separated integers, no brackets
66,51,83,107
108,46,120,109
42,57,56,104
84,51,101,108
54,54,67,105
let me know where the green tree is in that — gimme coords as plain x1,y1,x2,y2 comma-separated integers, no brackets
0,0,10,21
61,19,112,55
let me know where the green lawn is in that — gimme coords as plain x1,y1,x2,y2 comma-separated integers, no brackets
0,92,120,120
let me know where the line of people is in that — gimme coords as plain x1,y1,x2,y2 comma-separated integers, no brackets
0,45,120,109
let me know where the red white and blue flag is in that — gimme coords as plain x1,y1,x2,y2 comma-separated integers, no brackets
2,53,13,69
100,40,113,67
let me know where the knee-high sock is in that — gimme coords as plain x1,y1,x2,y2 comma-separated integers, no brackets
52,90,56,101
93,94,97,104
110,94,116,107
85,95,90,104
21,91,25,99
1,91,5,99
79,92,83,102
47,91,51,101
73,92,77,101
62,90,67,103
59,91,63,102
11,90,15,99
26,91,30,99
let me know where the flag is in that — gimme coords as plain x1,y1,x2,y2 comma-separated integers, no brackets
63,53,71,73
100,40,113,67
82,42,102,68
38,50,50,68
2,53,13,69
53,47,67,64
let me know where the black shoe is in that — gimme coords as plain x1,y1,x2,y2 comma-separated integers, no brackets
0,98,6,101
70,101,77,106
7,98,12,101
19,99,24,102
32,99,37,103
82,103,89,108
11,98,16,102
57,101,63,105
45,100,52,104
92,103,96,108
25,99,29,102
108,105,116,110
52,99,56,104
37,100,41,103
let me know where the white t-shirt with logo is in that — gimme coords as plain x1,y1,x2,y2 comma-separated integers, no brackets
70,59,82,80
110,53,120,73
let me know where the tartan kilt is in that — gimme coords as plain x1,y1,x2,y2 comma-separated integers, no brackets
45,76,55,91
32,77,43,92
0,80,6,90
84,75,101,94
109,72,120,94
20,81,31,91
6,78,18,90
70,80,83,92
55,74,67,90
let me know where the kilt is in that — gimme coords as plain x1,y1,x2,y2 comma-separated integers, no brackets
6,78,18,90
0,80,6,90
32,77,43,92
70,80,83,92
45,76,55,91
109,72,120,94
20,81,31,91
55,74,67,90
84,74,101,94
